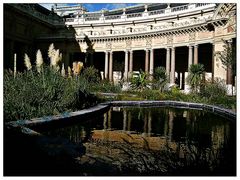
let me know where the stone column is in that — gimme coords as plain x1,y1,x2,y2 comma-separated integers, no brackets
145,49,149,73
166,47,171,77
188,45,193,68
149,48,154,75
194,44,198,64
180,72,183,89
104,51,109,79
211,43,215,82
109,51,113,81
170,47,175,84
129,50,133,75
124,50,129,80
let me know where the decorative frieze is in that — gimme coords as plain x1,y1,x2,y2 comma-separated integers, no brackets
167,35,173,45
106,41,112,50
126,39,132,49
146,37,152,47
189,32,196,41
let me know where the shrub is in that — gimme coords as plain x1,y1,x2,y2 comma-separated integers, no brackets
81,66,100,83
4,66,98,122
91,80,122,93
200,79,227,100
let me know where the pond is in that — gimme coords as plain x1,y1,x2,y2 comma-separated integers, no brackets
40,106,236,176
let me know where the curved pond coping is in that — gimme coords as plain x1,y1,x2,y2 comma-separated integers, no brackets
5,104,110,136
6,100,236,136
106,100,236,121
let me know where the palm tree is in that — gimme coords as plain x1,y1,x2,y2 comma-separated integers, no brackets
186,64,205,93
130,69,150,91
153,66,168,92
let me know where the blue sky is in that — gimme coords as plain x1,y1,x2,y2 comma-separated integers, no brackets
40,3,138,12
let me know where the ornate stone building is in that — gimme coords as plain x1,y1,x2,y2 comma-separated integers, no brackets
4,3,236,92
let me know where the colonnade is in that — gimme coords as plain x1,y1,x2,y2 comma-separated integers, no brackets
104,44,200,85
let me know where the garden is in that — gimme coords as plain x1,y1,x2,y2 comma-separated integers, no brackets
4,42,236,122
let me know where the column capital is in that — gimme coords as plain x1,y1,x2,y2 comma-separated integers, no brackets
171,46,175,50
194,44,198,48
188,44,194,48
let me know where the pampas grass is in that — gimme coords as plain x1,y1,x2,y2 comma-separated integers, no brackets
36,50,43,73
24,53,32,70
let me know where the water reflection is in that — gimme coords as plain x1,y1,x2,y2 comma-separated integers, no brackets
43,107,235,175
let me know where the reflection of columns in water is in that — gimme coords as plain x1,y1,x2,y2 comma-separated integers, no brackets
164,108,169,136
185,110,190,137
143,112,148,136
168,109,174,141
127,111,132,131
123,109,127,131
103,112,108,130
148,110,152,136
108,109,112,129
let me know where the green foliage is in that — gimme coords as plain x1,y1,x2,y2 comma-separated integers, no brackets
81,66,100,83
200,79,227,100
91,80,122,93
130,70,150,91
186,64,205,93
152,66,168,92
4,66,98,122
215,40,236,76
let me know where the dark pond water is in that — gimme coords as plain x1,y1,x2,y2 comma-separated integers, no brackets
39,107,236,176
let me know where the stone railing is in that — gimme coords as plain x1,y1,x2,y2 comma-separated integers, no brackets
148,9,165,16
64,3,215,25
71,16,211,37
171,4,189,12
105,15,121,20
126,12,143,18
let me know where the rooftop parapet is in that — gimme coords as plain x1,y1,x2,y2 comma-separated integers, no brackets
62,3,216,25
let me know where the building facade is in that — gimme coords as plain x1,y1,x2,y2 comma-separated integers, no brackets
4,3,236,91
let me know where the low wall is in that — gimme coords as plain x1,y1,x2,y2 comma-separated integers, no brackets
6,100,236,132
107,100,236,121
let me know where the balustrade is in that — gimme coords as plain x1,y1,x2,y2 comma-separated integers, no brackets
148,9,165,16
105,15,121,20
171,5,188,12
127,12,142,18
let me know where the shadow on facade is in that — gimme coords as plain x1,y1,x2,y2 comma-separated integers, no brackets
3,4,81,72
